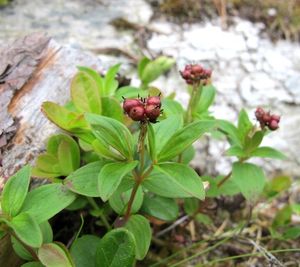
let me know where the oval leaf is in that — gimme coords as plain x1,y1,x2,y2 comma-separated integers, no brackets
143,163,205,200
125,215,151,260
157,120,216,162
232,162,266,201
9,213,42,248
98,161,138,201
20,184,76,223
65,161,107,197
141,194,178,221
85,113,134,160
38,242,74,267
250,146,287,160
71,72,101,114
2,165,31,217
70,235,101,267
95,228,135,267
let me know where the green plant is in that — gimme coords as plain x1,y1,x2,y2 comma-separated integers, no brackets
0,59,287,266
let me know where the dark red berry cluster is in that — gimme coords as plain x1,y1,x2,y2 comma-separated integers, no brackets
123,96,162,123
180,64,212,85
255,107,280,131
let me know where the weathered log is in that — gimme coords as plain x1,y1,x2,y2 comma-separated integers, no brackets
0,33,103,178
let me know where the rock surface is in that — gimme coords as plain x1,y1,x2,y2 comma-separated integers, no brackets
1,0,300,177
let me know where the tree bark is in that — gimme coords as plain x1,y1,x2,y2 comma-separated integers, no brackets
0,33,103,178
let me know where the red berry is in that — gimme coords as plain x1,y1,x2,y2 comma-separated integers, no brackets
146,96,161,107
271,114,280,123
191,64,203,74
123,99,143,113
262,113,271,124
145,104,161,121
129,106,145,121
255,107,265,120
268,120,279,131
181,69,191,79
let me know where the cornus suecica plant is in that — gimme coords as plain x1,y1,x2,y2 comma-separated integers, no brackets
123,95,162,123
0,58,288,267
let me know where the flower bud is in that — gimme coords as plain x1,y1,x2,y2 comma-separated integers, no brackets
123,98,143,113
268,120,279,131
262,113,271,124
129,106,145,121
145,104,161,122
255,107,265,120
191,65,203,74
146,96,161,107
271,114,280,123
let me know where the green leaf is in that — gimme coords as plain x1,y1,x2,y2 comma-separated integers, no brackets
109,184,143,215
71,71,101,114
272,205,292,228
57,137,80,176
38,242,74,267
283,226,300,240
225,145,246,158
33,153,61,177
9,213,42,248
20,184,76,223
92,139,125,161
70,235,101,267
203,176,240,197
176,145,195,164
2,165,31,217
153,115,183,155
216,120,242,146
232,162,266,201
125,215,151,260
161,99,184,118
158,120,216,162
264,176,292,198
85,113,134,160
42,102,89,131
11,236,34,261
143,163,205,199
138,57,151,79
66,196,88,211
196,85,216,114
65,161,107,197
103,64,121,96
98,161,138,201
250,146,287,160
237,109,253,144
114,86,144,101
95,228,135,267
147,123,156,161
244,131,264,152
184,198,199,216
21,262,44,267
140,194,178,221
77,66,104,95
40,221,53,243
101,97,124,122
141,56,175,85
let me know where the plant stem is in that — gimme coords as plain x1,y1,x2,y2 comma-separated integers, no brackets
124,178,141,222
86,197,111,230
185,82,202,124
197,248,300,266
10,232,39,261
217,171,232,188
124,123,149,221
138,122,147,172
